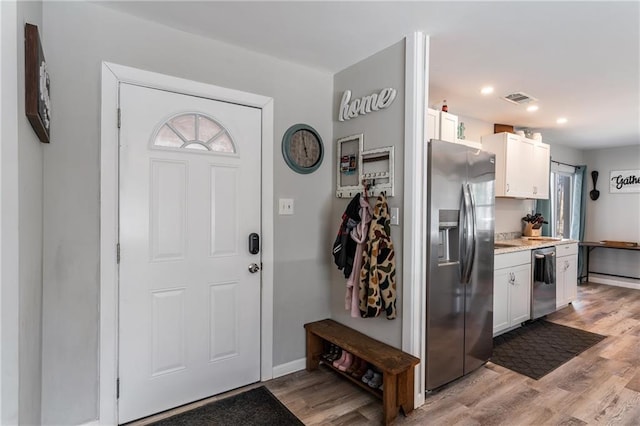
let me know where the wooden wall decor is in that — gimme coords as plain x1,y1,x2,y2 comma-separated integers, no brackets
25,23,51,143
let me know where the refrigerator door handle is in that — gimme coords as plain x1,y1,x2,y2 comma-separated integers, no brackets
465,183,477,284
460,184,474,284
458,185,467,281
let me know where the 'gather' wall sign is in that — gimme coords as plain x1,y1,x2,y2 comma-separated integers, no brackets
338,88,397,121
610,169,640,193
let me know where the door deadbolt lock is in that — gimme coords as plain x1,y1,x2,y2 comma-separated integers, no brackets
248,233,260,254
248,263,260,273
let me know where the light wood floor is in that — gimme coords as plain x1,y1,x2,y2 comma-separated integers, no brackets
267,283,640,425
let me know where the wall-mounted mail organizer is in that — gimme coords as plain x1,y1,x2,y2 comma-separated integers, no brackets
336,134,363,198
336,133,394,199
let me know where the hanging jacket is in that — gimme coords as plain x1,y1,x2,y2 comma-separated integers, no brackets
332,194,361,278
346,195,372,317
359,193,397,319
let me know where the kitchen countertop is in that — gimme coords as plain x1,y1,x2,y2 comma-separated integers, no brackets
494,238,579,254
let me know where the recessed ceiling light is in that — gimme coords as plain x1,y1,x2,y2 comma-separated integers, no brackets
480,86,494,95
527,105,539,112
557,117,568,124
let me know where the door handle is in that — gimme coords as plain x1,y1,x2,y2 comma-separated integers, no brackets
248,263,260,273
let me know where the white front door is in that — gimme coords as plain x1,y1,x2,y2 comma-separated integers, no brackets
118,83,262,423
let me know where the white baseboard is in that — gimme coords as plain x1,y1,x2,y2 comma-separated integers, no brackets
272,357,306,379
79,420,100,426
589,274,640,290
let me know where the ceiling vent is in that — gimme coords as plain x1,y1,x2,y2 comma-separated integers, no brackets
502,92,537,105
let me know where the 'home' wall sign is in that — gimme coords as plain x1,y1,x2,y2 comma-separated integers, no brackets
338,88,397,122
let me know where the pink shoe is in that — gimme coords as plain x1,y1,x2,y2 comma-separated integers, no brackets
338,352,354,371
332,350,347,368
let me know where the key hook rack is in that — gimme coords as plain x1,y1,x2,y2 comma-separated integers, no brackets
335,134,394,198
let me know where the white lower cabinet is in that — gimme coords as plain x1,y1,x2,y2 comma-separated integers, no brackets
494,251,532,336
556,243,579,308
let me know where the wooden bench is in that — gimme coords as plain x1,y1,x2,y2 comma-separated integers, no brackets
304,319,420,425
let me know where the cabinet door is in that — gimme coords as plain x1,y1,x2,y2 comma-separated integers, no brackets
556,258,566,308
509,263,532,325
426,108,439,142
493,268,510,335
439,111,458,143
504,136,533,197
556,254,578,307
564,255,578,303
532,143,550,199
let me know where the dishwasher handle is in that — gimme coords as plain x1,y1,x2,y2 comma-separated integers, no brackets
534,252,555,259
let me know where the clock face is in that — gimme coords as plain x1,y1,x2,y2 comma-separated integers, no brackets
288,130,321,168
282,124,324,174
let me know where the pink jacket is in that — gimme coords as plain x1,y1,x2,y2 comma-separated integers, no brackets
345,196,372,317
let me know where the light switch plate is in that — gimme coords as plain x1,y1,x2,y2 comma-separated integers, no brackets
390,207,399,225
279,198,294,215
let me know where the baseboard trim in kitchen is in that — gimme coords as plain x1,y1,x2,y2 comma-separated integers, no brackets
589,274,640,290
272,357,306,379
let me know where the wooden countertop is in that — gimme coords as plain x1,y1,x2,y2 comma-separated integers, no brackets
580,241,640,250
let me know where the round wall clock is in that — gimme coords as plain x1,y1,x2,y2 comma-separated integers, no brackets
281,124,324,174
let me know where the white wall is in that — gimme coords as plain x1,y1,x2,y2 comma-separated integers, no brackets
495,198,535,234
584,145,640,281
0,2,20,424
41,2,333,424
331,40,405,347
16,2,45,424
457,114,493,143
0,2,45,424
548,143,585,166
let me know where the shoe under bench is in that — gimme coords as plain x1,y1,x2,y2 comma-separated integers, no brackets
304,319,420,425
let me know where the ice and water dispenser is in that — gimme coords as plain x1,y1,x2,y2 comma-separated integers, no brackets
437,209,459,265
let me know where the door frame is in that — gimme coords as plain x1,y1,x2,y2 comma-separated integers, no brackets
402,32,428,408
99,62,274,425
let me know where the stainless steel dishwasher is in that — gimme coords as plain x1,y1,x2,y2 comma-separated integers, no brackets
531,246,556,319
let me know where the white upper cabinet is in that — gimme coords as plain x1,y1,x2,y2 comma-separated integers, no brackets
426,108,458,143
426,108,440,142
439,111,458,143
481,132,550,199
532,143,550,198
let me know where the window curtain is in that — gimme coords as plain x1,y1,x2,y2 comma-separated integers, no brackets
571,166,587,280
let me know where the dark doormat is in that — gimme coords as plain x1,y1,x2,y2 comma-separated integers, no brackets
149,386,304,426
491,320,606,380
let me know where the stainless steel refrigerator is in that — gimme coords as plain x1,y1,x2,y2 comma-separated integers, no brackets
426,139,495,390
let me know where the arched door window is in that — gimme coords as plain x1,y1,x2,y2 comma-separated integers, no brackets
151,113,236,154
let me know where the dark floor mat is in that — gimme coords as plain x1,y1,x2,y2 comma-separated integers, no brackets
492,320,606,380
149,386,303,426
